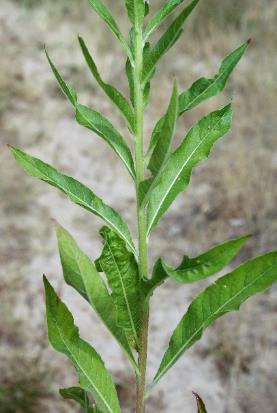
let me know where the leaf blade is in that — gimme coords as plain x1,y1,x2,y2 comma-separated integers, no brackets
124,0,145,26
44,276,122,413
193,392,208,413
97,226,141,347
55,224,136,365
153,251,277,385
147,104,232,233
60,387,96,413
10,147,135,254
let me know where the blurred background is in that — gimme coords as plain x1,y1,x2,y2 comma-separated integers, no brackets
0,0,276,412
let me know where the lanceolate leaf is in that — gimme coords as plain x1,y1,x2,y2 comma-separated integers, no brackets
76,104,135,179
163,235,250,283
45,49,77,106
44,276,122,413
97,226,141,347
124,0,145,26
140,81,178,206
60,387,96,413
153,252,277,385
193,392,208,413
142,258,168,299
10,147,135,254
148,41,249,156
143,0,199,84
78,36,135,132
87,0,131,59
56,225,136,366
46,52,135,178
144,0,186,40
147,104,232,233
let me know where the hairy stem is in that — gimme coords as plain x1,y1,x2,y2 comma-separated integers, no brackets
134,21,149,413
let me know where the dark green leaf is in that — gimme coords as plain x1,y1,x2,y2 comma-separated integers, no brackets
153,252,277,385
124,0,145,26
87,0,131,58
147,104,232,233
144,0,186,40
10,147,135,254
143,0,199,84
60,387,96,413
148,41,248,156
163,235,250,283
97,226,141,347
56,224,136,366
193,392,208,413
78,36,135,131
142,258,168,299
45,49,77,106
75,103,135,179
44,276,122,413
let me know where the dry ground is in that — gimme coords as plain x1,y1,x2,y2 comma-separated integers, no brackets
0,1,276,412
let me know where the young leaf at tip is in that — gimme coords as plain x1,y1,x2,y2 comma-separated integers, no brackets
75,104,135,179
87,0,131,59
9,146,135,254
193,392,208,413
60,387,98,413
163,234,251,283
139,81,179,206
147,104,233,233
78,35,135,132
55,224,137,367
46,51,135,178
124,0,145,27
143,0,200,84
97,226,141,348
44,276,122,413
148,40,250,156
152,252,277,385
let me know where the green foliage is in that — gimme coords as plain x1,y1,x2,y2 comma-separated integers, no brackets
10,1,277,412
193,392,208,413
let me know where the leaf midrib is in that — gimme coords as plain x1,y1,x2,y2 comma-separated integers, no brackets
154,262,277,383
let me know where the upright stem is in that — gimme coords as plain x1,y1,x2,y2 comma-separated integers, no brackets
133,22,149,413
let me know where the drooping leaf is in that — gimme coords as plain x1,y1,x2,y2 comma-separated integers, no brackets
144,0,186,40
87,0,131,58
56,224,136,366
10,147,135,254
97,226,141,347
153,251,277,385
147,104,232,233
60,387,96,413
78,36,135,132
44,276,122,413
143,0,199,84
45,49,77,106
140,81,178,206
124,0,145,26
163,235,250,283
75,104,135,179
148,41,249,155
193,392,208,413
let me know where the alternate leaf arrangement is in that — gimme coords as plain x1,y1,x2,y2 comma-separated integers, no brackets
9,1,277,412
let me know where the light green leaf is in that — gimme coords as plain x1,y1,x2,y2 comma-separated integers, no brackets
60,387,96,413
45,49,77,106
148,41,249,156
97,226,141,348
193,392,208,413
78,36,135,132
44,276,122,413
56,224,136,366
10,147,135,254
143,0,199,84
87,0,131,59
124,0,145,26
144,0,186,40
147,104,232,233
75,103,135,179
153,252,277,385
140,81,178,206
163,235,250,283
